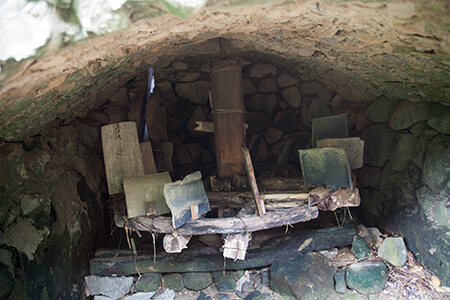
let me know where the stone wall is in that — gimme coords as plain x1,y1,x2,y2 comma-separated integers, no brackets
0,113,110,298
149,55,449,285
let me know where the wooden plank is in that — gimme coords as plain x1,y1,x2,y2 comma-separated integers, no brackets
140,141,157,174
90,225,356,276
101,122,145,195
117,206,318,235
210,59,245,178
123,172,172,218
241,143,266,216
206,191,310,208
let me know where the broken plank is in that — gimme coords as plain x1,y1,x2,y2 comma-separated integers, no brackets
117,206,318,235
241,143,265,216
90,225,356,276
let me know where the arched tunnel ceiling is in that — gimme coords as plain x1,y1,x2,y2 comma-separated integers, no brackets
0,0,449,141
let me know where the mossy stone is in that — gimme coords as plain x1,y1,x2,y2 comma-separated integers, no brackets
214,272,236,292
163,273,184,292
136,273,162,292
351,235,371,259
346,261,387,295
183,272,213,291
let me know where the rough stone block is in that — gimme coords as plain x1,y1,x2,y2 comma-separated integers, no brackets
361,123,395,168
172,60,189,71
346,261,387,295
85,275,133,300
135,273,162,292
214,272,236,292
270,252,335,300
183,272,213,291
175,71,201,82
351,235,371,259
243,78,257,95
163,273,184,292
427,103,450,134
390,133,416,171
273,110,298,133
0,143,28,190
245,94,278,115
249,63,277,78
257,78,278,93
175,81,211,104
378,237,407,267
424,135,450,192
264,127,283,145
389,100,434,130
365,96,398,123
245,111,272,136
281,86,301,108
277,73,299,88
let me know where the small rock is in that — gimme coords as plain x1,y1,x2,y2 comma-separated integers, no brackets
104,105,128,123
245,112,272,136
356,111,375,132
176,81,211,104
216,293,229,300
157,80,178,103
410,122,429,138
277,74,299,88
389,100,434,130
94,295,112,300
245,290,262,300
272,110,298,133
264,127,283,144
427,103,450,134
334,269,346,294
361,123,396,168
109,86,129,107
319,248,339,259
365,97,399,123
270,252,335,299
214,272,236,292
243,78,257,95
19,194,41,216
390,133,416,171
351,235,371,259
197,291,212,300
0,218,46,260
172,60,189,71
236,270,245,279
0,143,28,190
183,272,213,291
176,72,201,83
281,86,301,108
155,289,175,300
245,94,278,115
135,273,162,292
249,63,277,79
346,261,387,295
163,273,184,292
0,263,14,300
367,228,384,248
257,78,278,93
299,81,323,96
378,237,408,267
125,292,157,300
85,275,134,300
260,268,270,286
423,135,450,192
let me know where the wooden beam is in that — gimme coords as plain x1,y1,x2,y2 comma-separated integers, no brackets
90,225,356,276
241,143,265,216
117,206,318,235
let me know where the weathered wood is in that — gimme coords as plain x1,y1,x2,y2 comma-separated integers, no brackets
311,187,361,211
210,59,245,178
128,89,147,141
90,225,356,276
140,141,157,174
309,187,333,206
257,177,314,192
118,206,318,235
194,121,214,133
241,144,266,216
206,191,310,208
101,122,145,195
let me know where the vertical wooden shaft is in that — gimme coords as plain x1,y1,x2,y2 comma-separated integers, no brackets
210,59,245,178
